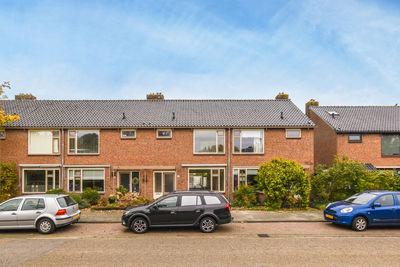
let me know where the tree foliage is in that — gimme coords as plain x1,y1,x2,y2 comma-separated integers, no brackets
0,162,19,202
0,82,20,126
257,158,311,208
311,156,400,203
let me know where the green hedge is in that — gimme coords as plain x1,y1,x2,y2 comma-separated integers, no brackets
0,162,18,203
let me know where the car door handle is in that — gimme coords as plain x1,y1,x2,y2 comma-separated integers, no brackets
170,211,176,215
36,211,42,214
195,209,203,213
11,213,17,215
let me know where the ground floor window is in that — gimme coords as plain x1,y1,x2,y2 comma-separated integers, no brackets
68,168,105,192
23,169,60,193
188,168,225,192
233,168,258,191
154,171,176,199
119,171,140,193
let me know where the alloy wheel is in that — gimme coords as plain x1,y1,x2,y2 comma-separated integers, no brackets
133,219,147,233
201,218,215,233
355,218,366,231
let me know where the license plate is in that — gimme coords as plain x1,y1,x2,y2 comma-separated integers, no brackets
73,214,79,219
326,214,333,219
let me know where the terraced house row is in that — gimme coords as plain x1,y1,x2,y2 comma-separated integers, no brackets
1,94,399,199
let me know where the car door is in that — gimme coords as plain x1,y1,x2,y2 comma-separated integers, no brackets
149,196,179,225
177,195,203,224
369,194,397,224
18,198,46,227
0,198,23,228
395,194,400,223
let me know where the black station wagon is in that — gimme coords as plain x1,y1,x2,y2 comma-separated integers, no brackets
121,191,232,233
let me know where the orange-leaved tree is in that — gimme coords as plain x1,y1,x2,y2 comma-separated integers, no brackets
0,82,20,126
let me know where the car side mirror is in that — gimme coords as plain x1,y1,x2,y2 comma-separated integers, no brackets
151,205,158,210
373,203,381,208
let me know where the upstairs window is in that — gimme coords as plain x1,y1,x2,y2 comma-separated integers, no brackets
286,129,301,139
194,129,224,154
157,129,172,139
28,130,60,154
69,130,99,154
348,134,362,143
121,129,136,139
382,134,400,156
233,129,264,153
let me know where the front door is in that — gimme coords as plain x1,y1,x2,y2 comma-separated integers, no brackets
153,172,175,199
18,198,46,227
0,199,23,227
370,194,397,224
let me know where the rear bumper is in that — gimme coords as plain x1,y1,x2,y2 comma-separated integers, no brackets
55,211,81,227
219,215,233,225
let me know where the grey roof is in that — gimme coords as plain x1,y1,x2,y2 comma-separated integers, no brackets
310,106,400,133
1,99,314,128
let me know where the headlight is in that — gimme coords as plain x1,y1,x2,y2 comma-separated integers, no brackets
340,207,353,213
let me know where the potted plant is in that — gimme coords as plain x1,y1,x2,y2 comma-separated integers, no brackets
108,195,117,204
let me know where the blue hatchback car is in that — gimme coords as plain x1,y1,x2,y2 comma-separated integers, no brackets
324,191,400,231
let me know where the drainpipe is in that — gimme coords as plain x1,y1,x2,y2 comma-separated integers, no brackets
227,128,231,202
61,129,65,191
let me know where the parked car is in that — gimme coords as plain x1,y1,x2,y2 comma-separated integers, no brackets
122,191,232,233
324,191,400,231
0,194,80,234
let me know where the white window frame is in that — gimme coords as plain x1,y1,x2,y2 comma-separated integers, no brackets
28,129,60,155
193,129,225,154
286,129,302,139
117,171,140,193
232,129,264,154
188,168,225,193
120,129,136,139
233,167,258,191
153,171,176,199
156,129,172,139
22,168,60,194
0,129,5,139
68,129,100,155
68,168,105,193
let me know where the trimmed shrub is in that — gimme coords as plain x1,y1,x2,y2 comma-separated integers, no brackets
232,185,258,208
81,188,101,206
311,156,400,203
257,158,310,208
79,199,91,209
69,193,82,204
46,188,66,194
0,162,18,203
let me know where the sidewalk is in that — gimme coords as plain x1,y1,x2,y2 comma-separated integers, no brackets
79,209,324,223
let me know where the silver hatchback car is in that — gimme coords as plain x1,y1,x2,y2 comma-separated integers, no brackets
0,194,80,234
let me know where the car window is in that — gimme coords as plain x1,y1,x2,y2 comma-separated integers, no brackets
397,195,400,204
157,196,178,208
375,194,394,207
21,198,45,211
57,196,76,208
0,199,22,212
181,196,201,206
204,195,221,205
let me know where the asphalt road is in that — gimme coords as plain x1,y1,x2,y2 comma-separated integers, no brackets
1,222,400,266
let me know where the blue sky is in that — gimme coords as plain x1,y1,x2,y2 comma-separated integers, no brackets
1,0,400,109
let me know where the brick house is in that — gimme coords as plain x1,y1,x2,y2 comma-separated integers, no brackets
307,102,400,171
0,97,314,200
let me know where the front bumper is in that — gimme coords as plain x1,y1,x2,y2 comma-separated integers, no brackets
324,210,352,225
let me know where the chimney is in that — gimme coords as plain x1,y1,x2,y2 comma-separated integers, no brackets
305,99,319,117
15,93,37,100
275,92,289,100
146,92,164,100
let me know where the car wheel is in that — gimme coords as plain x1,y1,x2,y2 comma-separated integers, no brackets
352,216,367,231
130,217,148,234
37,218,55,234
200,217,216,233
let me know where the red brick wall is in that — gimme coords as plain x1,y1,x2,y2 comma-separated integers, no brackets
308,110,337,166
0,127,314,198
336,134,400,167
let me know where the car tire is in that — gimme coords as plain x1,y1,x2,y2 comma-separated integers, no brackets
352,216,367,231
130,217,148,234
37,218,55,234
200,217,216,233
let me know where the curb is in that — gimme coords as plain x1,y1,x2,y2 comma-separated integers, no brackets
78,220,326,224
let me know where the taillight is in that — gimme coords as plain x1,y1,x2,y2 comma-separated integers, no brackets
56,209,67,216
224,203,230,212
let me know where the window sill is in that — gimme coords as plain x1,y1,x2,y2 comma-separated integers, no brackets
193,153,226,155
28,153,61,156
232,153,264,155
382,155,400,158
121,137,136,140
67,153,100,156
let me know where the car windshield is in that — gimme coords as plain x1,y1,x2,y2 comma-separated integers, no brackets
344,192,377,205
